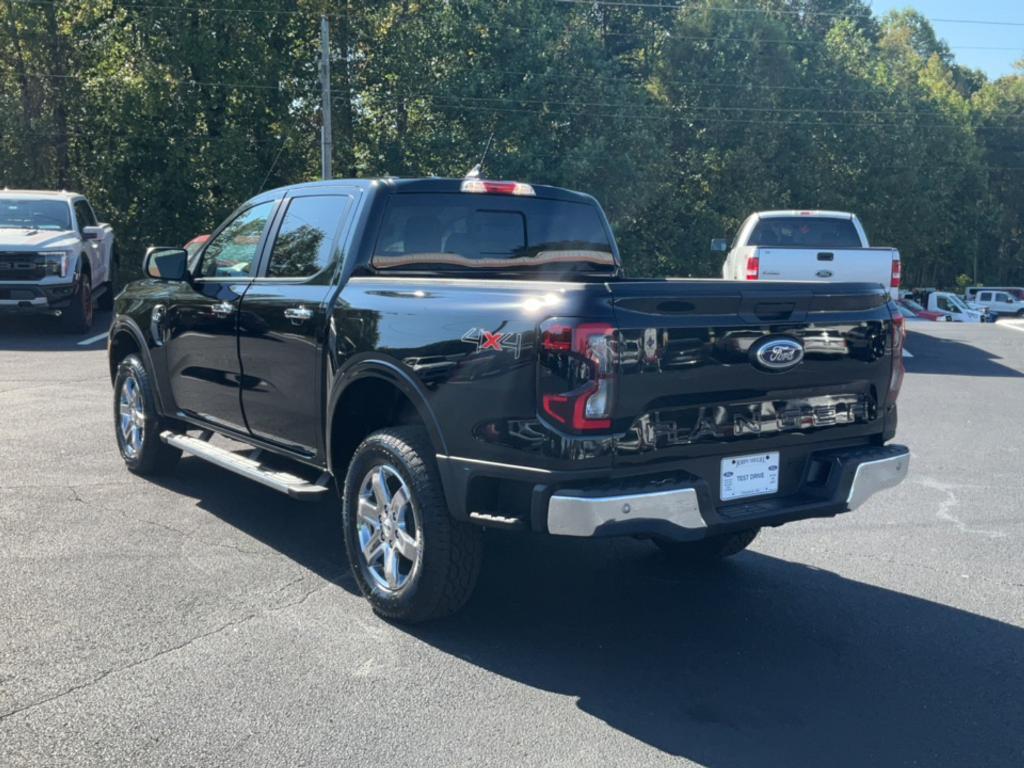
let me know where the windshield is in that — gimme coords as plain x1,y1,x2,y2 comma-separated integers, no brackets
0,199,72,231
937,294,970,313
748,216,861,248
373,193,616,274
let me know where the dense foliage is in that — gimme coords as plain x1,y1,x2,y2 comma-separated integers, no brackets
0,0,1021,287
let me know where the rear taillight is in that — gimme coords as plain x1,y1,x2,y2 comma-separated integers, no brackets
889,308,906,401
891,257,901,289
745,255,759,280
539,320,616,432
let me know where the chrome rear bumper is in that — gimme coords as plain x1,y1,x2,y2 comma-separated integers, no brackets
846,451,910,509
547,446,909,539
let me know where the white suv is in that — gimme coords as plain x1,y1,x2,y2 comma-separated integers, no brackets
0,190,116,332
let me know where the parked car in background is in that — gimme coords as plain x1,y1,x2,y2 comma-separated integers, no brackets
717,210,900,299
897,297,950,322
966,289,1024,318
964,286,1024,302
184,233,209,258
0,190,117,332
913,290,990,323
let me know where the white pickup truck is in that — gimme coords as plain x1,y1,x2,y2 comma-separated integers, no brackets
0,190,116,332
965,287,1024,318
718,210,900,299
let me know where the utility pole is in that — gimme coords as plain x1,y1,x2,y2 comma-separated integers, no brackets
319,15,333,180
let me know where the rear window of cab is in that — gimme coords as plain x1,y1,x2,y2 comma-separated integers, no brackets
748,217,861,248
372,193,615,273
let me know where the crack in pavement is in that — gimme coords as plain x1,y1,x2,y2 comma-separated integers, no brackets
0,580,334,724
915,477,1008,540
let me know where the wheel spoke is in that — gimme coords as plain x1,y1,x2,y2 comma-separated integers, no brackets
131,425,142,449
394,529,419,562
371,468,391,508
361,528,384,563
357,497,379,528
388,486,408,519
383,544,400,589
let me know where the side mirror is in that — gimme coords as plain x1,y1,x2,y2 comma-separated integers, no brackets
144,247,190,281
81,226,102,241
710,238,728,254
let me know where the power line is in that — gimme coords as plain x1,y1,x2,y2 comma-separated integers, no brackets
342,90,1024,123
400,95,1024,131
564,25,1021,51
556,0,1024,26
8,0,345,17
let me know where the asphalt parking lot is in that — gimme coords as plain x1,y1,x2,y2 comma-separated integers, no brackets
1,315,1022,767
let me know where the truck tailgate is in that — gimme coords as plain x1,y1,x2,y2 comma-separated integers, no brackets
755,246,898,296
607,279,897,471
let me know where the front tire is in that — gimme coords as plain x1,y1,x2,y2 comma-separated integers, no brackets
655,528,760,564
60,269,94,334
342,426,482,623
113,354,181,475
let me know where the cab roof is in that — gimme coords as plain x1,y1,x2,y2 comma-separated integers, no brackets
756,210,856,220
0,189,83,201
254,177,596,206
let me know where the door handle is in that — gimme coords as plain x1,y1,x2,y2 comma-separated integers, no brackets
284,306,313,323
210,301,235,317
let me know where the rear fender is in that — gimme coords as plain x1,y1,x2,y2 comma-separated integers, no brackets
326,358,458,510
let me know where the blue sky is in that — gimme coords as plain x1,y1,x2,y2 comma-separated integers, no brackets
870,1,1023,78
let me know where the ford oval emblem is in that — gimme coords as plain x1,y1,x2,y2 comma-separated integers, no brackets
751,337,804,372
816,269,834,278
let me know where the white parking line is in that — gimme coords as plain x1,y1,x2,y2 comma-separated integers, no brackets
77,332,109,347
902,349,914,358
999,322,1024,334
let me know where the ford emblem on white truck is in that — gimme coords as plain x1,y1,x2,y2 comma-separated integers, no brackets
751,337,804,372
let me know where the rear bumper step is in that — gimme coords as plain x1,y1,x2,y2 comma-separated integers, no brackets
547,444,909,540
160,431,331,500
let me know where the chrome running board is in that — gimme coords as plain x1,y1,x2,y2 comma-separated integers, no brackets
160,431,331,501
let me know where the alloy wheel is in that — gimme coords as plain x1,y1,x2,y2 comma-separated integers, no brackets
118,374,145,459
356,463,423,594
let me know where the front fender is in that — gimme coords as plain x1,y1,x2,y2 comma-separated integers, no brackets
108,316,170,414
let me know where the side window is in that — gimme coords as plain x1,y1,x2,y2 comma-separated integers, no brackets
937,296,955,313
996,293,1009,302
979,292,991,301
201,201,275,278
73,200,96,230
266,195,351,279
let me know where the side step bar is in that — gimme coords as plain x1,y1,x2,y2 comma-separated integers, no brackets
160,431,331,501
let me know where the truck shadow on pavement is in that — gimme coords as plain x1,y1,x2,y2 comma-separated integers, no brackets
905,329,1024,377
0,312,112,350
158,460,1022,767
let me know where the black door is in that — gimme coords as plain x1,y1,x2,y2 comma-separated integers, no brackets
238,192,356,456
163,200,278,432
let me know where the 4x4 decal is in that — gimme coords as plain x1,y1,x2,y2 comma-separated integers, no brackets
461,328,524,359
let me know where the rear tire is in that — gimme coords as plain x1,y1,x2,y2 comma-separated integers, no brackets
655,528,760,564
342,426,482,623
60,269,93,334
113,354,181,475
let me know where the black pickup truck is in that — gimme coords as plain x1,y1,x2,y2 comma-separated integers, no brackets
108,177,909,622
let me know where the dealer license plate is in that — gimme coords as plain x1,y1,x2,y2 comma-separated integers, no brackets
720,452,780,501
